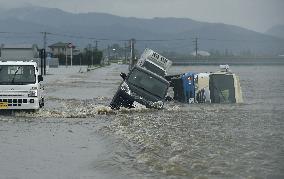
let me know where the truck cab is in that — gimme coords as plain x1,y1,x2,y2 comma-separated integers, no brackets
110,65,170,109
0,61,44,110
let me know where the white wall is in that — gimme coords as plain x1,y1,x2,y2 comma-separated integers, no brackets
1,49,38,59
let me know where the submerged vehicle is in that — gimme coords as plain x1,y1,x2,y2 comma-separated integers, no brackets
0,61,44,110
167,65,243,104
209,66,243,103
110,65,169,109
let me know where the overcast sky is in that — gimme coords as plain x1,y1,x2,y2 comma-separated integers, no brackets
0,0,283,33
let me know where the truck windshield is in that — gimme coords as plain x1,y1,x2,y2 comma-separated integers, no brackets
128,68,168,98
0,65,36,85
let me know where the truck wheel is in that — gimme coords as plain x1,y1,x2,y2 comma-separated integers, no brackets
39,98,44,108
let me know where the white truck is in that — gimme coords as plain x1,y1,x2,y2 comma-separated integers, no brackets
0,61,44,110
137,48,172,77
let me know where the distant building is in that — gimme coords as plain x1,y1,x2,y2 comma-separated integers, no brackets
191,50,210,57
0,44,39,59
48,42,75,57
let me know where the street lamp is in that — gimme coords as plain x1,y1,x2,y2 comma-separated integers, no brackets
68,43,73,67
112,48,116,60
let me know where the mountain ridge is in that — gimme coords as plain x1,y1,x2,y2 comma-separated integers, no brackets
0,6,283,55
266,25,284,39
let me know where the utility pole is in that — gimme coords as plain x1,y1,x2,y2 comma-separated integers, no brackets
42,32,47,75
193,37,199,59
92,46,94,66
107,45,110,57
124,42,127,63
39,49,44,75
65,46,68,68
70,45,73,67
95,40,98,51
43,49,46,75
129,38,136,71
94,40,99,65
43,32,47,51
67,43,73,67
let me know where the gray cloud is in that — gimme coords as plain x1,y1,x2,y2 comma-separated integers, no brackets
0,0,283,32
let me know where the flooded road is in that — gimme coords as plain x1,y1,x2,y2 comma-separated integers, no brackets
1,64,283,179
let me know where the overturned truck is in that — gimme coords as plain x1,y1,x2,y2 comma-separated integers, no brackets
110,49,243,110
110,49,171,109
166,65,243,104
110,66,169,109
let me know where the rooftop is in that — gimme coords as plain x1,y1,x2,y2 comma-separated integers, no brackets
48,42,75,48
1,44,38,49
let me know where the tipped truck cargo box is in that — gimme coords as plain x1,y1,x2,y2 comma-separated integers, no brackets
137,48,172,77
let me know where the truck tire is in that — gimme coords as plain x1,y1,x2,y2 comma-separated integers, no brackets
39,98,44,108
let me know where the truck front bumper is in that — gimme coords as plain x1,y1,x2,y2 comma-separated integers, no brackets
0,97,39,110
111,90,163,109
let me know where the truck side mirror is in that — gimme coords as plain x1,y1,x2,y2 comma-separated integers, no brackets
38,75,43,82
120,72,127,80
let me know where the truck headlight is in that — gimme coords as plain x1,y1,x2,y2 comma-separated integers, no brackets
121,82,131,95
28,90,37,97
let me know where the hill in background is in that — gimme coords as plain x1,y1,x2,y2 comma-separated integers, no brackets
0,6,283,56
266,25,284,39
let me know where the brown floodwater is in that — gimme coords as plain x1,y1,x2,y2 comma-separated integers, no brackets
0,64,283,179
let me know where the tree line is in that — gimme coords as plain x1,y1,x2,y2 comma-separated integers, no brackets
54,47,103,66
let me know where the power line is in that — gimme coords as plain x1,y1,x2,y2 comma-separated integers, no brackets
0,32,191,42
0,31,282,44
135,38,187,42
0,32,39,35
